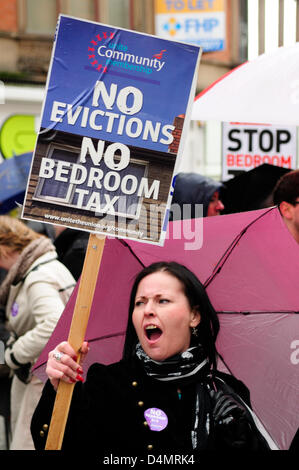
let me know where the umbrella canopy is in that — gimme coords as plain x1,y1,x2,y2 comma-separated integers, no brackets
34,207,299,450
0,152,32,214
221,163,291,214
192,42,299,125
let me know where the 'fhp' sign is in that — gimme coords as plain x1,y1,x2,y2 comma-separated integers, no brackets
222,122,297,181
155,0,226,52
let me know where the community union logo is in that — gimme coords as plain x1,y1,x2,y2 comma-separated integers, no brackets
88,30,115,73
153,50,167,60
88,31,167,76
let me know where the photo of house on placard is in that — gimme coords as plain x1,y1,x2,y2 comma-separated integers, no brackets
23,125,180,243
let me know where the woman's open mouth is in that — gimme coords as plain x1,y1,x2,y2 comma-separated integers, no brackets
145,324,163,342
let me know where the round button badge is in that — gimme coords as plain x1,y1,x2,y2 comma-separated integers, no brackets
144,408,168,432
11,302,19,317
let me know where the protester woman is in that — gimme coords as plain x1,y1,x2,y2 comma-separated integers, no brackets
0,216,75,449
31,261,276,453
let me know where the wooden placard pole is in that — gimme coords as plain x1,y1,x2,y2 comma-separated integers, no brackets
45,233,106,450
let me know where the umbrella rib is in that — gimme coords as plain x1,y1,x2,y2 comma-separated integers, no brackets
34,240,144,374
87,331,126,342
118,239,146,268
215,350,234,376
216,311,298,314
34,332,127,370
204,207,276,288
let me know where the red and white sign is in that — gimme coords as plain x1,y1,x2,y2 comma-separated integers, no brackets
222,122,297,181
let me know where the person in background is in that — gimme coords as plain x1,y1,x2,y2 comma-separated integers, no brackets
26,221,88,281
273,169,299,451
0,216,75,449
0,302,11,450
273,169,299,244
31,261,275,453
170,173,225,221
53,226,89,281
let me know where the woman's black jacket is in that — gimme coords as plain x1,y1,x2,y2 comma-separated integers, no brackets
31,358,272,455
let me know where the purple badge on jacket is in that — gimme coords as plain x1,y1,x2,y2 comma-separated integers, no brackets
11,302,19,317
144,408,168,432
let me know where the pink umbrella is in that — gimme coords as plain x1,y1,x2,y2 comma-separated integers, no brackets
34,206,299,450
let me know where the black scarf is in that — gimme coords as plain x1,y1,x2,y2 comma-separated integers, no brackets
135,343,213,450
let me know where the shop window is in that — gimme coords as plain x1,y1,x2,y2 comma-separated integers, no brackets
61,0,95,21
24,0,96,35
107,0,130,29
25,0,57,35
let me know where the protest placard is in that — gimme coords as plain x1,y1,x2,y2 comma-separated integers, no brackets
222,122,296,181
22,14,201,450
22,14,201,246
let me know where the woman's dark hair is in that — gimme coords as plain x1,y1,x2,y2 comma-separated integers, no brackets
122,261,220,370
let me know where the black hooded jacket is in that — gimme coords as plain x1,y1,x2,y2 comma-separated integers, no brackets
170,173,223,220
